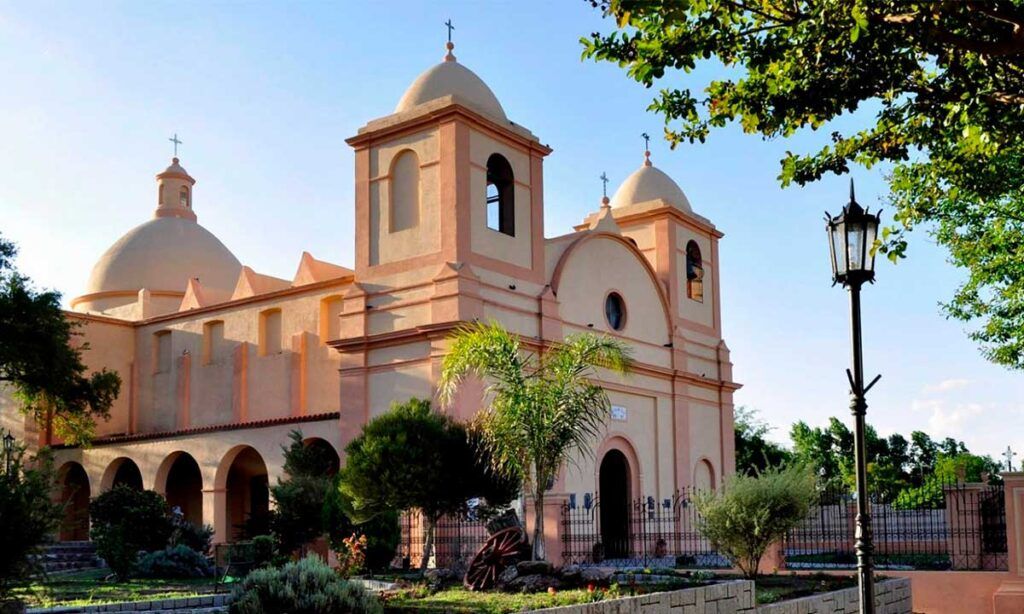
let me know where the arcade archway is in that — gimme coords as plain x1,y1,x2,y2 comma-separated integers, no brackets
57,462,91,541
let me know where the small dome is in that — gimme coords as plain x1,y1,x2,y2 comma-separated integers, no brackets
159,157,191,180
81,216,241,298
396,51,507,121
610,163,692,213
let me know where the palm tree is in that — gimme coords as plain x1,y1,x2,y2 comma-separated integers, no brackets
438,321,633,561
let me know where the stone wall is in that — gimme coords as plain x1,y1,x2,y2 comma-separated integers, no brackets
533,578,912,614
536,580,755,613
757,578,911,614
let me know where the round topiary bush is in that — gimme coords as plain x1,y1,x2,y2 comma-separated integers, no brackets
136,545,214,579
229,556,382,614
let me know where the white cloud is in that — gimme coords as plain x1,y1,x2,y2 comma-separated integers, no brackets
922,378,972,394
910,398,984,439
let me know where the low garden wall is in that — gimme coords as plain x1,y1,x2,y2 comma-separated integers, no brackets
536,580,755,613
532,578,911,614
757,578,911,614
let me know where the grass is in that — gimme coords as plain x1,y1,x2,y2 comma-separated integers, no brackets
12,568,226,608
750,573,858,604
382,587,602,613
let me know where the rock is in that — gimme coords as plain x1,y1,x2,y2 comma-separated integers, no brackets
424,567,455,589
497,564,519,587
558,564,582,583
516,560,554,576
581,566,616,583
506,574,562,593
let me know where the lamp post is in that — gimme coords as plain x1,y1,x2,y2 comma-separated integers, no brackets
3,429,14,480
826,180,882,614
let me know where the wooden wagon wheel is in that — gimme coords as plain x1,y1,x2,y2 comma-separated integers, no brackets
463,526,527,591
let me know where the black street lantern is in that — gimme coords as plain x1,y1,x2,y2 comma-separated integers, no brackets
826,181,881,288
2,429,14,481
825,180,882,614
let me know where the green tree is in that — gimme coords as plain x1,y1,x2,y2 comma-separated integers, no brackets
695,465,817,579
90,486,173,581
338,398,489,570
734,406,791,475
0,233,121,445
270,430,338,555
322,476,401,573
438,321,633,561
0,446,63,602
582,1,1024,368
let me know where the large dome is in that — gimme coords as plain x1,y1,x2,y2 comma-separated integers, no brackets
610,163,693,213
81,216,241,299
395,51,507,122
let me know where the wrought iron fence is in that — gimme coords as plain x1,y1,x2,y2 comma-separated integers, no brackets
560,488,729,567
783,479,1007,571
395,510,490,570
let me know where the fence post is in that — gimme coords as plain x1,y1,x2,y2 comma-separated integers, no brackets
945,481,985,570
994,472,1024,614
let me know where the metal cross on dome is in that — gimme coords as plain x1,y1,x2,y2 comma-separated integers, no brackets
169,133,183,157
1004,445,1018,472
642,132,650,152
445,19,454,43
600,172,609,198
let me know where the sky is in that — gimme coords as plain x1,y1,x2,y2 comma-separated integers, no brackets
1,1,1021,463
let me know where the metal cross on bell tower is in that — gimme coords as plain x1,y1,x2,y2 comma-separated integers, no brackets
600,172,609,199
169,133,183,158
445,19,455,43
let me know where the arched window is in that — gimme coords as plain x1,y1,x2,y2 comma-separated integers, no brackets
179,186,190,208
154,330,172,373
485,154,515,237
259,309,282,356
390,150,420,232
686,240,704,302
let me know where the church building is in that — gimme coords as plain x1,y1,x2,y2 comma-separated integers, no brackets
2,40,739,559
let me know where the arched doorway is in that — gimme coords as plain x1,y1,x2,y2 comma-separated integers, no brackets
224,447,269,542
302,437,340,476
58,462,91,541
102,457,143,491
162,453,204,527
599,449,631,559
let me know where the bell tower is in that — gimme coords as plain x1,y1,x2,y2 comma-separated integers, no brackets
345,42,551,294
155,157,197,222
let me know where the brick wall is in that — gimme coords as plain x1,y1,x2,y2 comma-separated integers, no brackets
536,580,756,613
756,578,912,614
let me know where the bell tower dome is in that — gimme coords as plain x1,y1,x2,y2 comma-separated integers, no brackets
156,157,197,222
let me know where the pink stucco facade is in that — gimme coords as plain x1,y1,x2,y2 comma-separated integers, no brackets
1,43,739,552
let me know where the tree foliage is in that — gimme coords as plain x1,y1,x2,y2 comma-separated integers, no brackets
438,321,633,561
90,486,173,581
734,406,791,475
582,0,1024,368
269,430,338,555
0,233,121,445
0,446,63,600
695,464,817,579
322,475,401,573
338,398,511,570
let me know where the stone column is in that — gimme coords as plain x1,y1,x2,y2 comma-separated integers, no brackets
994,472,1024,614
205,488,228,544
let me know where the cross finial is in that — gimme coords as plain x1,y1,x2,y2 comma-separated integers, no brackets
1004,445,1018,472
642,132,652,166
600,172,609,199
445,19,454,43
169,133,183,158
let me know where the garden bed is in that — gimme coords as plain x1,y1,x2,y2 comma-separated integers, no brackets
11,569,226,610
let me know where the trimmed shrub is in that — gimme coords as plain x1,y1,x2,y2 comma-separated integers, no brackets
136,545,214,579
250,535,279,569
694,465,817,579
168,508,214,555
90,486,173,580
229,556,382,614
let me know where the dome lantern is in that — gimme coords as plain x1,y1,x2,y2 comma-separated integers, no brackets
156,157,197,222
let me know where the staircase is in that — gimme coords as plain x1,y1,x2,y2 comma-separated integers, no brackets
34,541,103,574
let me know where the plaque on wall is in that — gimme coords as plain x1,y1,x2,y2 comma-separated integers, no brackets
610,405,627,421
